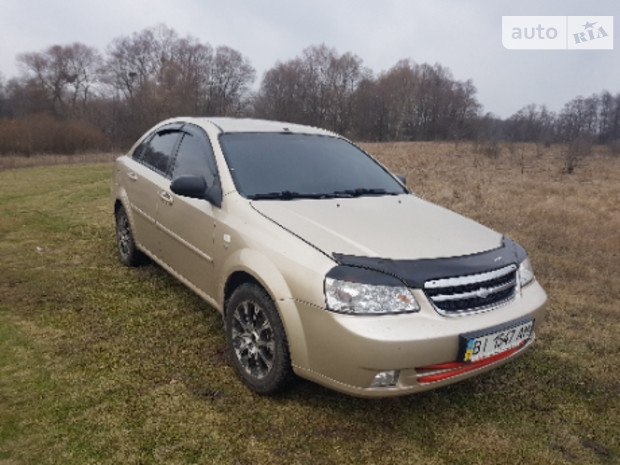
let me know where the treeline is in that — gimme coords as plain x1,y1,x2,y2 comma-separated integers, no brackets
0,24,619,155
501,92,620,144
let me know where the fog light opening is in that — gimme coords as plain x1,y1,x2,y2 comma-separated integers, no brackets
370,370,400,387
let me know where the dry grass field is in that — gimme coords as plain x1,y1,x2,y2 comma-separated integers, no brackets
1,142,619,464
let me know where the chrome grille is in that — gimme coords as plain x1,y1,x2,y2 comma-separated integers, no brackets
424,264,518,316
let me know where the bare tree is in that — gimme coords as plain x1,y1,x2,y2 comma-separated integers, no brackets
16,43,102,118
351,77,387,141
323,50,369,134
63,43,103,117
253,59,306,122
352,59,481,141
373,60,420,141
505,104,556,143
446,79,481,141
598,91,620,143
299,45,368,134
254,45,367,135
557,95,600,141
18,47,67,115
168,37,214,114
206,46,255,116
0,72,6,117
105,25,255,141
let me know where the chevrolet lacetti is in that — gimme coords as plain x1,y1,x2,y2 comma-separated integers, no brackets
112,117,547,397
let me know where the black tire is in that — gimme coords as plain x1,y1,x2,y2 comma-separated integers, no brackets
225,283,295,395
115,205,145,267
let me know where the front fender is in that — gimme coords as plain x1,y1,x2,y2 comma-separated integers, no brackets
219,248,294,305
218,248,314,368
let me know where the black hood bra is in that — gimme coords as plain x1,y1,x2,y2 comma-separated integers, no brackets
332,236,527,288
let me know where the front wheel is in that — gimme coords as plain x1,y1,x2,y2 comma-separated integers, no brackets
225,283,295,395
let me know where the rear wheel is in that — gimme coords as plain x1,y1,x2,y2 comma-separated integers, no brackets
225,283,295,394
115,205,145,266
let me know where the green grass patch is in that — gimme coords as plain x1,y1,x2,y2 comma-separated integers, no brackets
1,159,618,464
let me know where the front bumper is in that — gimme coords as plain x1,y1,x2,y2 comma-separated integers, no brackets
287,281,547,397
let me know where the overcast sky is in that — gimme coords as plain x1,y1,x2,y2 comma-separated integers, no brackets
0,0,617,118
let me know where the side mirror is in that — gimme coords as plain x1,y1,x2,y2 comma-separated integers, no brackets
170,175,207,199
395,173,407,186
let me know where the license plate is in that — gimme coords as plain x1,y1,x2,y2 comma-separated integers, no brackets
459,318,534,363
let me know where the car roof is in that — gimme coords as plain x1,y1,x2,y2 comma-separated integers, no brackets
177,117,336,136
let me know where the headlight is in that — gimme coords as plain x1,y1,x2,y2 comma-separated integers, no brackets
325,266,420,315
518,258,535,288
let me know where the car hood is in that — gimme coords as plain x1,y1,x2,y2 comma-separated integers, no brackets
251,194,503,260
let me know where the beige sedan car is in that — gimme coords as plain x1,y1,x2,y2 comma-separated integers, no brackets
113,117,547,397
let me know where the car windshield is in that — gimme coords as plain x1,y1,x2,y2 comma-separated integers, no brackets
219,133,408,199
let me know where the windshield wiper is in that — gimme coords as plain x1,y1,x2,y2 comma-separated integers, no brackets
248,191,329,200
330,188,395,198
248,188,399,200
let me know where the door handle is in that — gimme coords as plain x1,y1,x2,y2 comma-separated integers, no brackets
127,172,138,181
159,191,174,205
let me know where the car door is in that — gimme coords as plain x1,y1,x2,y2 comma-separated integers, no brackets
122,125,182,259
155,124,221,301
